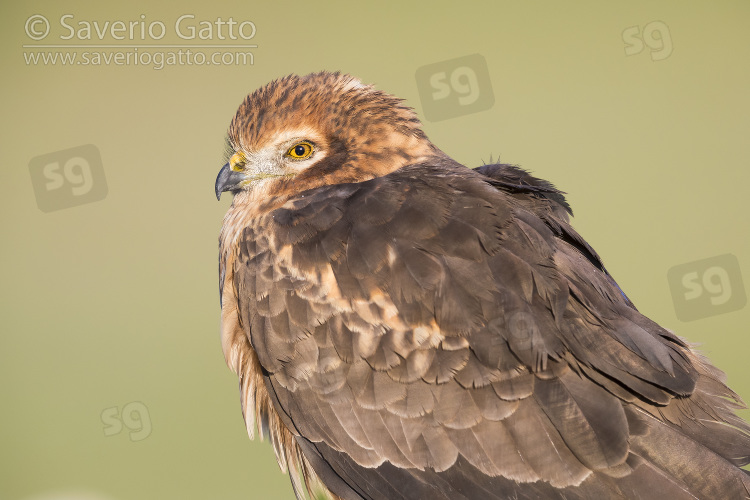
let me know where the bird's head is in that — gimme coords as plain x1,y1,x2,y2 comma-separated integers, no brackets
215,72,440,203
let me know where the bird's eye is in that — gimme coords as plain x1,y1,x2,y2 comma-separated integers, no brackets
286,141,314,160
230,152,246,172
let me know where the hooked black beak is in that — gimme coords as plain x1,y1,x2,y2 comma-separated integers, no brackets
215,163,246,200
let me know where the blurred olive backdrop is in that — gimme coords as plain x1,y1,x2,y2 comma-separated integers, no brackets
1,1,748,499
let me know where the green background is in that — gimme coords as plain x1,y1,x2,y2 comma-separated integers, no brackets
2,1,748,499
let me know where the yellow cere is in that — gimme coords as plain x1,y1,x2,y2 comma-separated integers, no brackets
230,151,246,172
286,141,314,159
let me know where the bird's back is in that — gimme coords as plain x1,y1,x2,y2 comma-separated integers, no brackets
220,159,750,499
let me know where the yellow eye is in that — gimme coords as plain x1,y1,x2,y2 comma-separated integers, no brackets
230,152,246,172
286,141,314,159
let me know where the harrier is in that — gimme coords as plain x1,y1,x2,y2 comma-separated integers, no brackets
215,72,750,499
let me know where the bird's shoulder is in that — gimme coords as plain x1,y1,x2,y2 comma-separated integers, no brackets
232,157,698,400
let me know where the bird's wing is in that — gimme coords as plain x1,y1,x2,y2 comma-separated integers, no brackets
227,160,750,500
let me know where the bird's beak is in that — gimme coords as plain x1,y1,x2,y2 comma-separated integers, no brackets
215,163,246,201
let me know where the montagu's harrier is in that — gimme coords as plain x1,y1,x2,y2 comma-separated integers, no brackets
215,72,750,499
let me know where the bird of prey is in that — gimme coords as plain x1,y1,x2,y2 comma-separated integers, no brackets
215,72,750,500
